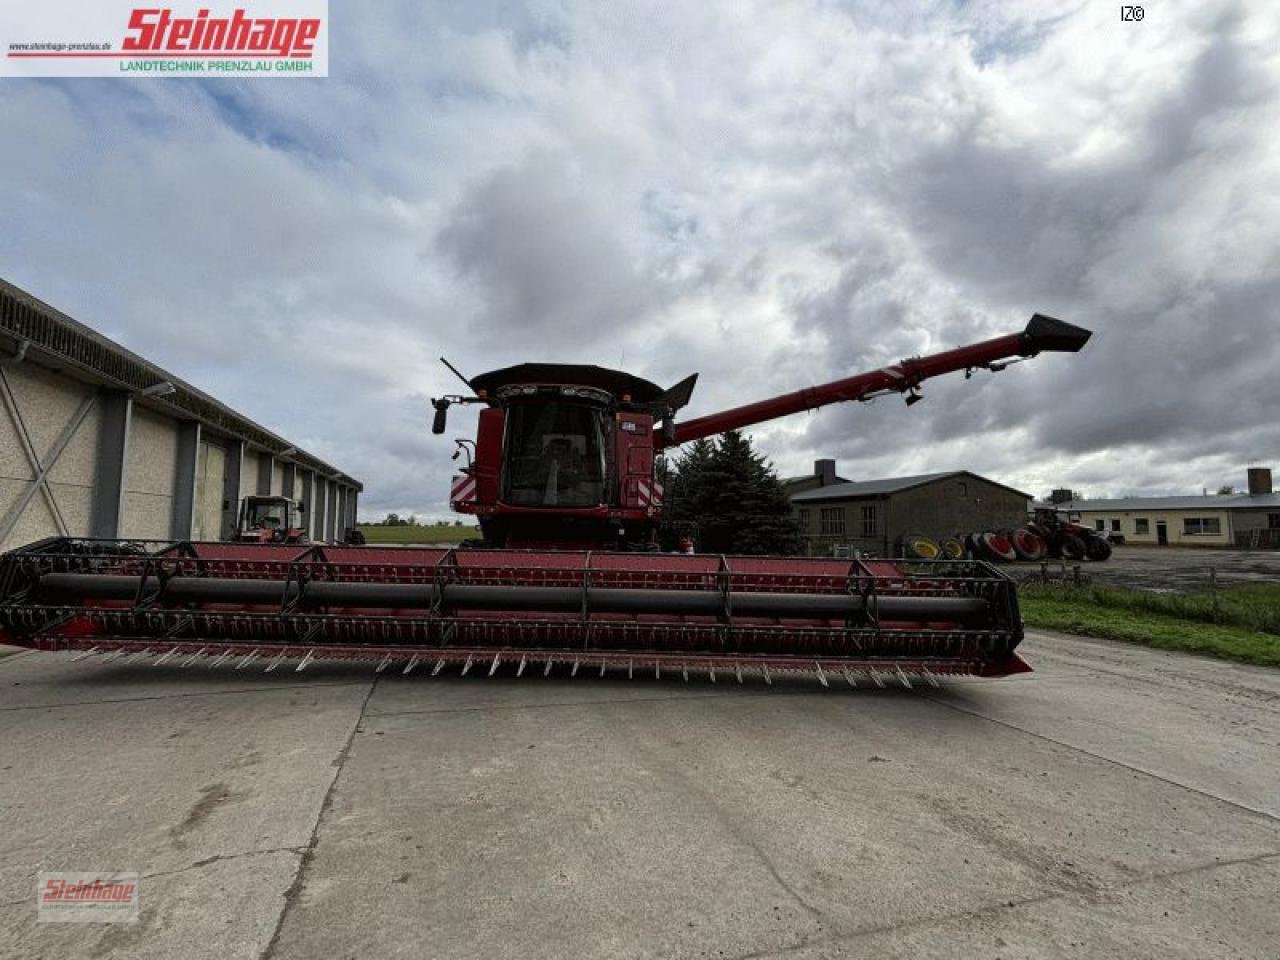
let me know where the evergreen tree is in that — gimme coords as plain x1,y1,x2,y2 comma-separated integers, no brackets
663,431,802,555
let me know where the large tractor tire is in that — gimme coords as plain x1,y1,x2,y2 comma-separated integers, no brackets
964,533,988,561
1011,527,1047,561
1084,536,1113,561
981,532,1017,563
1026,520,1052,540
940,537,966,560
1057,533,1086,561
904,534,941,560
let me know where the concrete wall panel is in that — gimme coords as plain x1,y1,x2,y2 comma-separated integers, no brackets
3,365,93,475
47,482,94,538
127,405,178,498
240,450,260,505
0,478,57,550
123,492,175,540
120,404,178,539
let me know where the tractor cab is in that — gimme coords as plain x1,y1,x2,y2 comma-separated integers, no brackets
236,495,307,544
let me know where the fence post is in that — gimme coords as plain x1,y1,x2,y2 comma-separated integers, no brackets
1209,566,1219,623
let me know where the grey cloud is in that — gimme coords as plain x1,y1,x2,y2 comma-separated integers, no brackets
435,153,663,352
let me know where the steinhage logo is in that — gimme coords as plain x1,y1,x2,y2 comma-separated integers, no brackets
2,1,330,77
123,8,320,58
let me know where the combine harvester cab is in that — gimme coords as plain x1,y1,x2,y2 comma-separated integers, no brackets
0,314,1089,685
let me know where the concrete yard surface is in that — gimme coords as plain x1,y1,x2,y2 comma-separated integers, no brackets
0,631,1277,959
1020,545,1280,592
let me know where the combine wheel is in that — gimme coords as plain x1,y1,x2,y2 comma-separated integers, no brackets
904,534,940,560
1011,527,1046,561
1058,534,1086,561
981,532,1017,563
1084,536,1112,561
940,537,965,560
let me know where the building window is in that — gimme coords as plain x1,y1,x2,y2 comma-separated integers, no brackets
1135,518,1150,535
861,504,876,538
1111,519,1121,532
819,507,845,535
1095,519,1105,532
798,508,810,530
957,482,967,496
1183,517,1222,536
1269,513,1280,530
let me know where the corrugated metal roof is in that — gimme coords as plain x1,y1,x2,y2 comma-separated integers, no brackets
1055,494,1280,511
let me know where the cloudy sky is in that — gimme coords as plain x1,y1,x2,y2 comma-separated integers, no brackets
2,0,1277,517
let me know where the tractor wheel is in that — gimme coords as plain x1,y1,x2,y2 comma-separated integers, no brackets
1058,534,1086,561
1011,527,1047,561
940,537,966,560
981,532,1017,563
1084,536,1113,561
904,534,940,560
964,533,987,560
1026,521,1052,539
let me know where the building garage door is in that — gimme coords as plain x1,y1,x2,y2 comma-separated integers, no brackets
192,442,226,541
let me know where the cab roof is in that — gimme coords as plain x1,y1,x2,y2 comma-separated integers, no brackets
469,363,665,404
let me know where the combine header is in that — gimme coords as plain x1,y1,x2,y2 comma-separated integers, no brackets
0,314,1090,685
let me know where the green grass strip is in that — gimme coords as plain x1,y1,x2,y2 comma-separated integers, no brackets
1020,589,1280,667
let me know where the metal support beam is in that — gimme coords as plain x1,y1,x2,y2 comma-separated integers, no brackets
300,470,313,539
170,421,200,540
90,390,132,538
312,476,325,541
256,453,273,495
332,483,343,545
221,439,244,540
282,461,296,501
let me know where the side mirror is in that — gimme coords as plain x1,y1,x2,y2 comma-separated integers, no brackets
431,398,449,434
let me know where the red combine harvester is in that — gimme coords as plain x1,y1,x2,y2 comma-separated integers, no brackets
0,315,1089,685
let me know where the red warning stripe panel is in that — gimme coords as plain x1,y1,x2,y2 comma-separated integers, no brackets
450,474,477,504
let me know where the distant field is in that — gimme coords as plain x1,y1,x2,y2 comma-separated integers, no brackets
356,524,479,544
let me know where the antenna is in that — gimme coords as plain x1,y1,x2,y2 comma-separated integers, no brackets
439,356,472,391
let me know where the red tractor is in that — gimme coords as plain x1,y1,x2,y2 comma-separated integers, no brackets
1029,507,1113,561
0,314,1090,685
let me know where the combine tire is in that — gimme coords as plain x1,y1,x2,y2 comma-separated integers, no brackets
1057,534,1086,561
981,532,1017,563
1084,536,1113,561
1011,527,1046,561
940,537,966,560
904,534,940,560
